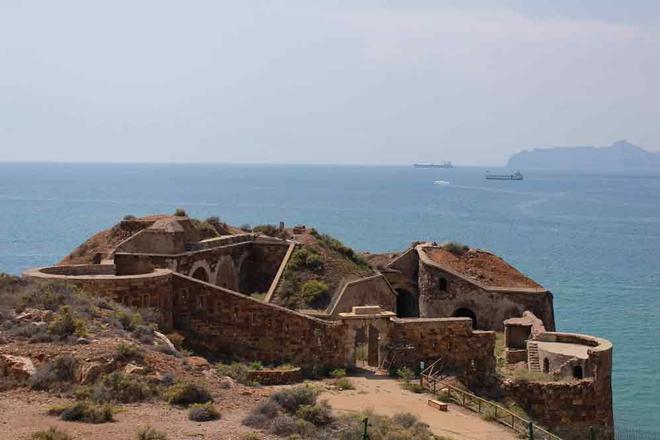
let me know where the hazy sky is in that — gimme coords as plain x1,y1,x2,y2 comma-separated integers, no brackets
1,1,659,165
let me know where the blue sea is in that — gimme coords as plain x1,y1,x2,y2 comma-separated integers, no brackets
1,163,659,433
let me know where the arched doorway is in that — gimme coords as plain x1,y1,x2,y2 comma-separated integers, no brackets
396,289,419,318
215,257,239,291
191,267,209,282
453,307,477,328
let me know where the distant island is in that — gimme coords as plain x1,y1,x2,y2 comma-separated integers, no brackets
508,140,660,169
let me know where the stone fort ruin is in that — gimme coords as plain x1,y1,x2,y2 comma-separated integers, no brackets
23,215,613,439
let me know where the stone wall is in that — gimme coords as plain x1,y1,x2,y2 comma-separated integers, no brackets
247,368,303,385
417,257,555,331
23,267,175,328
171,274,348,371
115,241,288,295
501,379,614,440
387,317,496,384
327,274,397,317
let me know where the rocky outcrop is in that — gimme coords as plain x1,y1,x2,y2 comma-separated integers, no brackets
0,355,36,381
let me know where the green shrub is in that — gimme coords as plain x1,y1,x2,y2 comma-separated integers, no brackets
48,306,87,338
188,402,221,422
268,415,298,436
215,362,255,385
300,279,329,305
441,241,469,255
135,426,168,440
116,343,145,363
123,215,137,221
31,354,78,391
242,432,261,440
296,402,333,426
270,387,318,413
289,248,325,272
329,368,346,379
31,428,72,440
396,367,415,383
335,377,355,390
174,208,187,217
48,401,115,423
165,381,213,406
248,361,263,371
92,372,154,403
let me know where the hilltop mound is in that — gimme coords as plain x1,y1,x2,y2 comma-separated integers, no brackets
59,214,240,265
273,228,374,311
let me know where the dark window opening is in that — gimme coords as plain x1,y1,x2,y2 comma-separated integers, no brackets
572,365,583,379
439,277,448,291
453,307,477,329
543,358,550,373
396,289,419,318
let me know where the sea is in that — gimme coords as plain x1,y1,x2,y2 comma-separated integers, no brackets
0,162,658,434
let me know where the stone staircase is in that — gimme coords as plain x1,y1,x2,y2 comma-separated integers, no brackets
527,341,541,371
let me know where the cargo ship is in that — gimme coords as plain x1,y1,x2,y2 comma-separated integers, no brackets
485,170,523,180
413,161,453,168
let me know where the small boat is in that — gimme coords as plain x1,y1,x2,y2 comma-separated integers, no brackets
414,161,453,168
485,170,523,180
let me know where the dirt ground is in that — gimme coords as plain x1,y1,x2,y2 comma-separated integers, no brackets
320,375,517,440
0,387,273,440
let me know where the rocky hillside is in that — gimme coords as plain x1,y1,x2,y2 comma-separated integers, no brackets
508,140,660,169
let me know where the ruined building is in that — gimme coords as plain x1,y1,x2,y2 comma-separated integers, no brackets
23,215,613,439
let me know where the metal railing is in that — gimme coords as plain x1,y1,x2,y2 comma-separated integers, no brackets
421,362,562,440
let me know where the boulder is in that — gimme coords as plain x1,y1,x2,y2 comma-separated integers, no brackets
0,354,36,381
124,363,147,376
154,331,178,355
78,360,115,384
187,356,210,370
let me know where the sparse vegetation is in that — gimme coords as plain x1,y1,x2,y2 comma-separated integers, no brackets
31,428,72,440
30,354,78,391
188,402,221,421
92,372,155,403
174,208,188,217
288,248,324,273
48,305,87,339
116,343,146,363
300,279,329,305
123,214,137,221
441,241,469,255
164,380,213,406
252,224,291,239
48,401,115,423
329,368,346,379
334,377,355,390
309,229,368,266
135,426,168,440
215,362,259,386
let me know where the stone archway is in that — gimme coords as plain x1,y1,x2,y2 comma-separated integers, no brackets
395,289,419,318
215,256,239,291
453,307,478,329
191,266,209,282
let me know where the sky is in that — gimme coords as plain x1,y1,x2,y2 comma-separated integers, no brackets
1,0,659,166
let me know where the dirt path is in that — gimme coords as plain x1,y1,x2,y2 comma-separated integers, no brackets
320,376,517,440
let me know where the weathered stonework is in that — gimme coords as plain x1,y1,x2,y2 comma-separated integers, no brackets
21,216,614,438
